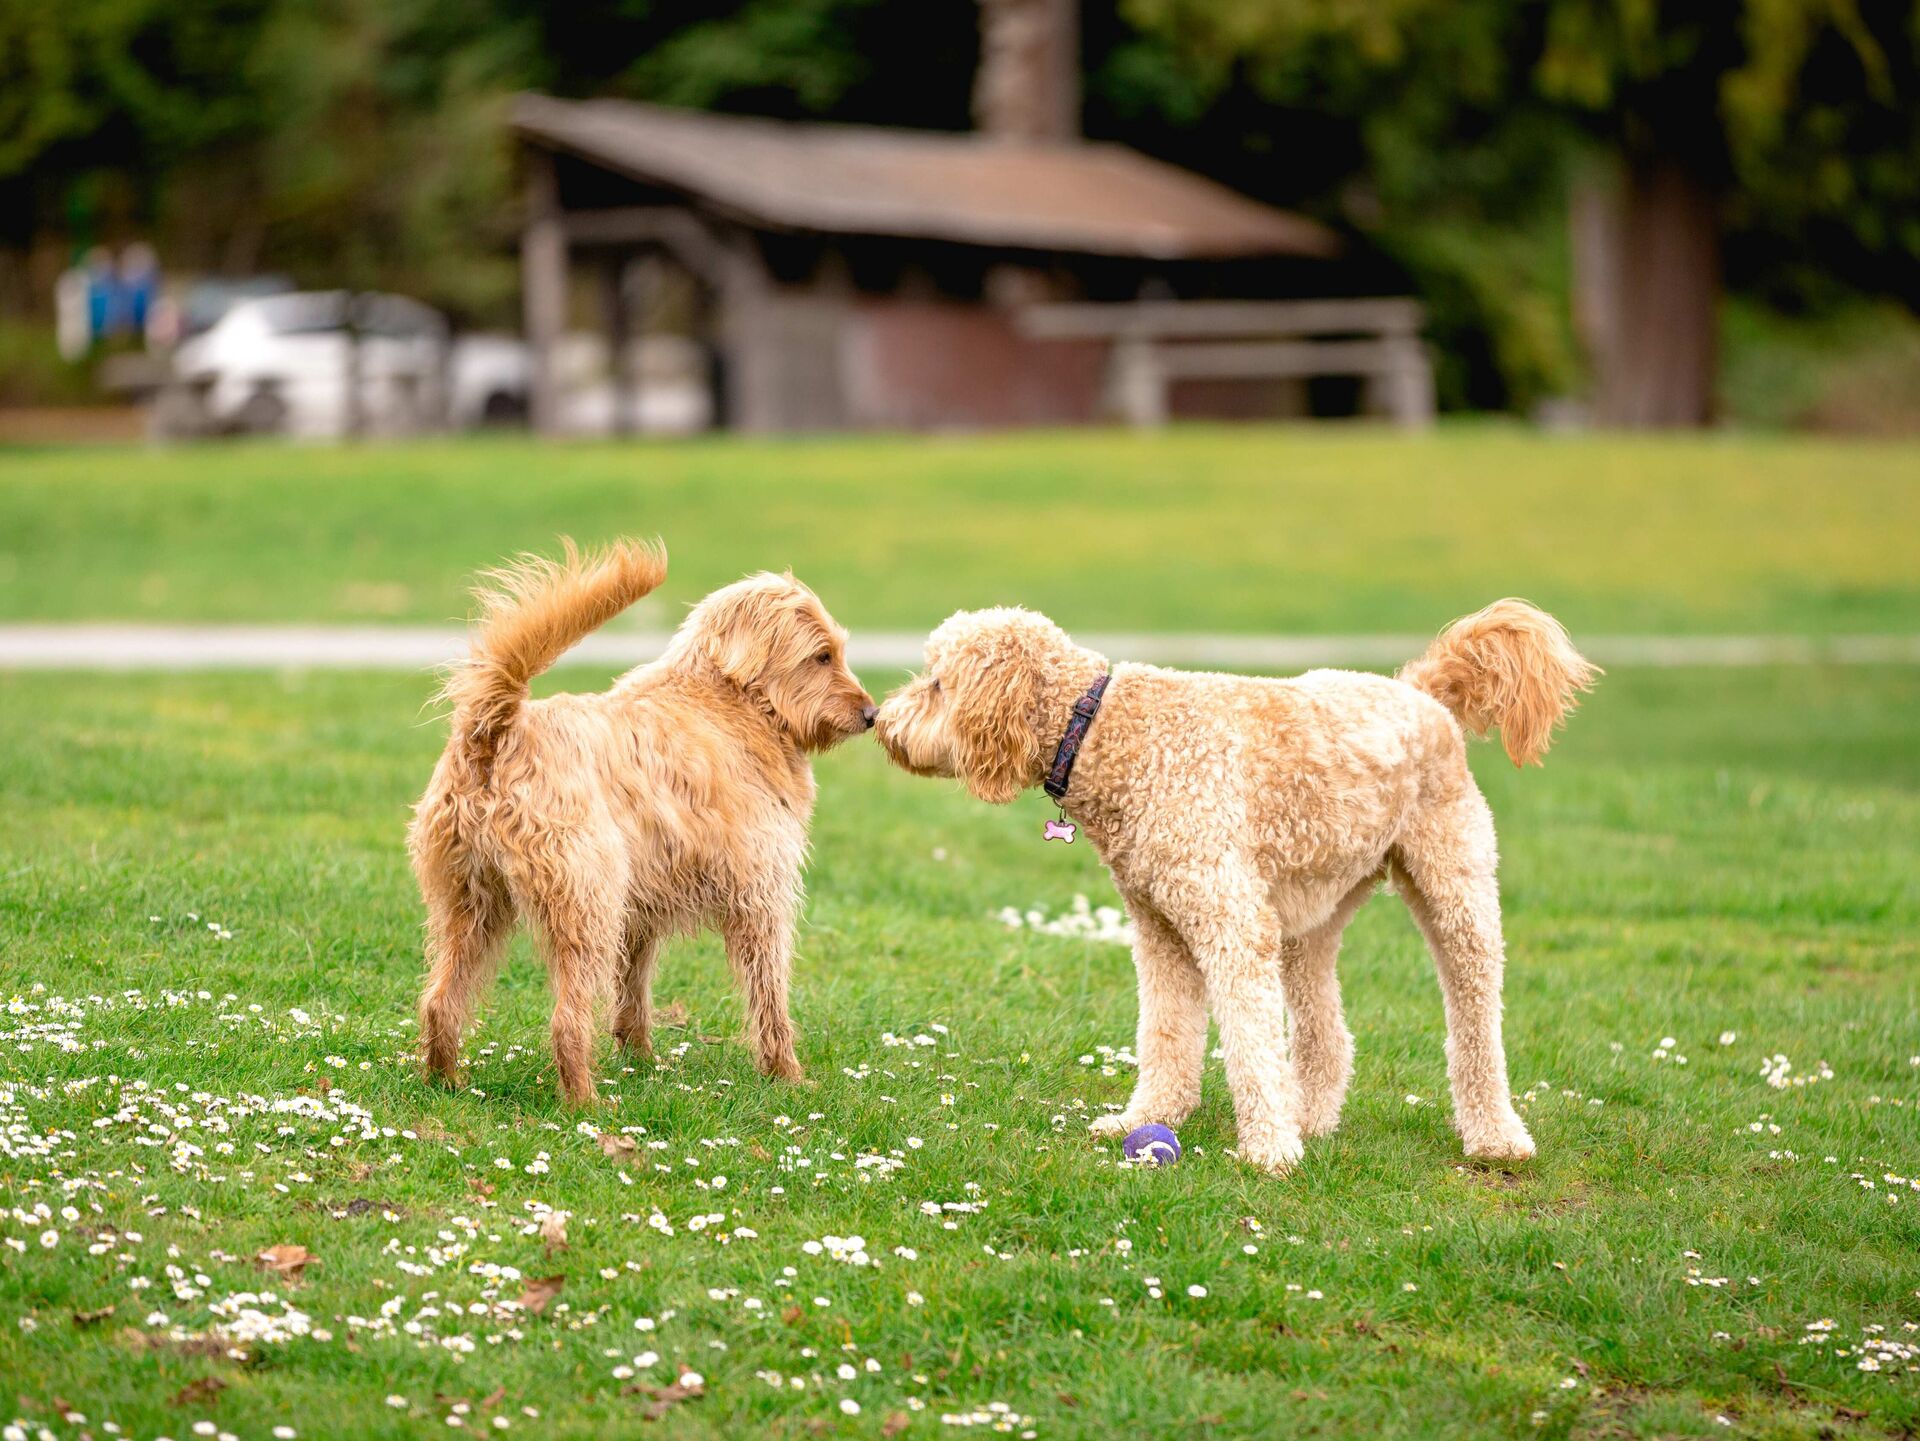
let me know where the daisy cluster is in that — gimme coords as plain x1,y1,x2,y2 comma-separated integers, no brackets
1760,1053,1835,1090
1799,1318,1920,1374
995,896,1134,946
5,957,1911,1438
1077,1045,1138,1078
0,982,1071,1438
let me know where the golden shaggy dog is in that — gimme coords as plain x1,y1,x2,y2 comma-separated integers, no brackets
875,600,1596,1173
409,539,874,1104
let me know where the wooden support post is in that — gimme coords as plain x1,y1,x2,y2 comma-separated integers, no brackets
521,148,567,436
718,236,773,433
1376,337,1435,428
342,292,366,440
1110,333,1167,427
600,256,635,437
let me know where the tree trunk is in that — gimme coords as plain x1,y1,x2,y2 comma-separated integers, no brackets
1572,155,1720,428
973,0,1079,142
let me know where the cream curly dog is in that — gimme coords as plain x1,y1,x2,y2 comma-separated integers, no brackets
874,600,1596,1173
409,539,875,1104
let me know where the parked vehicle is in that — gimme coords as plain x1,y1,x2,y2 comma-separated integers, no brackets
147,275,296,349
448,333,533,427
152,287,711,439
162,291,462,438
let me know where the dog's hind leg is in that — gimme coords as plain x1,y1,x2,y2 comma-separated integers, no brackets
612,924,662,1060
1089,898,1207,1139
1281,875,1378,1138
722,902,804,1083
516,855,625,1106
1391,785,1535,1162
416,864,513,1086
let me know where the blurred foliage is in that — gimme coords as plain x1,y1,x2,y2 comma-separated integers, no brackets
0,321,98,406
1721,297,1920,434
0,0,272,183
238,0,534,319
0,0,1915,410
1120,0,1920,407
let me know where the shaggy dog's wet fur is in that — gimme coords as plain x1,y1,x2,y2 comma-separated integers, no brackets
875,600,1596,1173
409,539,874,1103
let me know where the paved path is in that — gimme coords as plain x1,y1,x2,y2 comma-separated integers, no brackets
2,624,1917,671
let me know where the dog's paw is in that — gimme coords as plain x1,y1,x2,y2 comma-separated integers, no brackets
1237,1131,1305,1176
1294,1095,1346,1138
612,1030,654,1062
1461,1112,1536,1162
1087,1112,1133,1139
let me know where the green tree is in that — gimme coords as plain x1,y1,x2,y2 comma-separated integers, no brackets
0,0,273,252
240,0,537,319
1123,0,1920,425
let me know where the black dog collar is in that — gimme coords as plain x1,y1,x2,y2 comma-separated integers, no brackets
1042,673,1110,802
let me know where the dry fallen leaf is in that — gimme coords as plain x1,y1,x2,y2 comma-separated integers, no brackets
782,1304,805,1325
516,1275,565,1316
468,1177,496,1197
538,1212,569,1252
170,1376,228,1407
627,1373,705,1421
124,1328,234,1359
72,1304,116,1327
597,1132,638,1159
882,1411,911,1437
257,1243,318,1282
655,1000,690,1029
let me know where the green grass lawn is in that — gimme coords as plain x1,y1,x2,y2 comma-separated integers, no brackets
1,427,1916,1438
1,660,1916,1440
2,427,1918,634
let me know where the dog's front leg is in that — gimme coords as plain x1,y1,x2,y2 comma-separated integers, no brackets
722,904,806,1083
1089,899,1206,1139
1183,884,1306,1175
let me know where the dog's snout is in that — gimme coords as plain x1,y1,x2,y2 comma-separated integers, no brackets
861,704,878,730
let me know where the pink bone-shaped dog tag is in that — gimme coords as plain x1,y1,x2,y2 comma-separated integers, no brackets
1042,818,1075,843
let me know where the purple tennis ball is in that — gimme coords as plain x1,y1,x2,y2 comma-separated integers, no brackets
1123,1123,1182,1166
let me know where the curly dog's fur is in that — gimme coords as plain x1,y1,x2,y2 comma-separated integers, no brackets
409,538,874,1103
875,600,1596,1172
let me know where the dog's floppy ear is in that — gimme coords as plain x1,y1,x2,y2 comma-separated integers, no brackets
695,582,784,686
945,619,1043,805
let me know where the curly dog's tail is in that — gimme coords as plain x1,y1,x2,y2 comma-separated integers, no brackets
439,537,668,760
1399,598,1599,767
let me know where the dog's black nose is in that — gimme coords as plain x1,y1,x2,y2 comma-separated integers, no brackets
861,704,878,729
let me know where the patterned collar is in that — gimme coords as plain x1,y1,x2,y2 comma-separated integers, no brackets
1042,673,1110,802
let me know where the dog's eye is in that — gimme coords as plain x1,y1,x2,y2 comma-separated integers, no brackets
815,650,832,665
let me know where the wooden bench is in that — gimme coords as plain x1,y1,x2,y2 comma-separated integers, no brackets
1017,297,1435,427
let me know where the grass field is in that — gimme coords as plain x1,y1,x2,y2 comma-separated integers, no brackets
1,429,1917,1440
2,428,1918,634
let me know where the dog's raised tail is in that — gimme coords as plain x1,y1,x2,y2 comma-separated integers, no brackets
1399,599,1599,767
439,537,667,753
